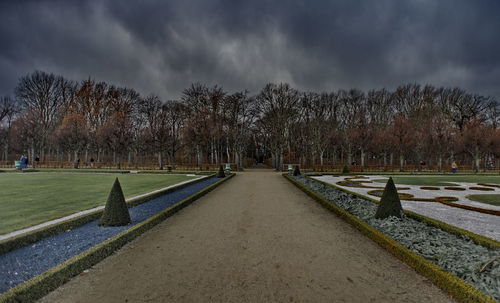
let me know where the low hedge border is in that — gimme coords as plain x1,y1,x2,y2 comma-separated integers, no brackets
0,175,213,256
309,176,500,250
0,173,234,303
469,187,495,191
285,174,497,303
137,170,214,175
434,198,500,217
35,169,131,174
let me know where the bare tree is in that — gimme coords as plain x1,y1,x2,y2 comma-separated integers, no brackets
256,83,300,171
15,71,76,160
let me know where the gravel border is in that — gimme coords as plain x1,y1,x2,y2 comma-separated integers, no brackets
293,175,500,301
0,177,220,294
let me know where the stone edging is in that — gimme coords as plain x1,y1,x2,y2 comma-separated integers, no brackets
0,174,234,303
284,174,498,303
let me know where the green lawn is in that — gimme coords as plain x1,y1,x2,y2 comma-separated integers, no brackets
0,172,196,234
466,194,500,206
373,175,500,187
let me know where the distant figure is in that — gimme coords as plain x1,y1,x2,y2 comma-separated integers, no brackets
451,161,457,174
90,157,95,168
19,155,28,169
34,156,40,167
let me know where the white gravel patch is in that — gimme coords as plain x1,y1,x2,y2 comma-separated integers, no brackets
312,175,500,241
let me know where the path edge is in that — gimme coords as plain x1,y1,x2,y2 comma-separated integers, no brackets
284,174,497,303
0,173,234,303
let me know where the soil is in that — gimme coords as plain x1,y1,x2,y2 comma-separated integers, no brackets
38,170,455,303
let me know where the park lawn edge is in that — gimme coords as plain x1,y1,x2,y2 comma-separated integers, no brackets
284,174,498,303
309,175,500,250
0,173,235,303
0,174,212,256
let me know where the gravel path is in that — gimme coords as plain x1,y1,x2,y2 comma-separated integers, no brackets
39,170,455,303
313,175,500,241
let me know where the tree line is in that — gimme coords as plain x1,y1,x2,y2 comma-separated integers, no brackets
0,70,498,171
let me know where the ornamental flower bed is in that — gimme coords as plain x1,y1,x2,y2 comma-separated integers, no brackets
293,175,500,301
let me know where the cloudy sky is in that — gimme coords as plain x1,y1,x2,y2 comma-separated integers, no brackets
1,0,499,100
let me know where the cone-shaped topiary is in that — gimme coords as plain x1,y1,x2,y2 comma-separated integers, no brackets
342,165,350,174
375,177,403,219
217,165,225,178
99,178,131,226
293,165,301,176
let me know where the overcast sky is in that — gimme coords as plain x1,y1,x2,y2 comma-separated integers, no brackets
1,0,499,100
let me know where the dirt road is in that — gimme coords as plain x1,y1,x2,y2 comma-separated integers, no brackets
39,170,455,302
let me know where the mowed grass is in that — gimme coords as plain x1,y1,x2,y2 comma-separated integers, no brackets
0,172,196,234
466,194,500,206
373,175,500,186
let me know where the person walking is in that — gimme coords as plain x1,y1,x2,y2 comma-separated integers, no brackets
451,161,457,174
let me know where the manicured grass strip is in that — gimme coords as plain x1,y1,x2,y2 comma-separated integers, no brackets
372,175,500,187
0,173,196,235
466,194,500,206
0,176,211,256
285,175,498,303
0,174,234,303
310,176,500,250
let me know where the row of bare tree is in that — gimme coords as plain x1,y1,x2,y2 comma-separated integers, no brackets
0,71,498,171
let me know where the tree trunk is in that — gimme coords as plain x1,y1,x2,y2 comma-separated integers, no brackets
474,145,480,173
361,149,365,168
158,151,164,170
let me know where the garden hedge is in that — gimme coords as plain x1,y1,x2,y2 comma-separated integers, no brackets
0,173,234,303
285,174,498,303
310,176,500,249
0,175,212,255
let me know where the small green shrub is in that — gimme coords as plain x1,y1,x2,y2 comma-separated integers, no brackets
216,165,225,178
342,165,350,174
293,165,301,176
375,177,403,219
99,178,131,227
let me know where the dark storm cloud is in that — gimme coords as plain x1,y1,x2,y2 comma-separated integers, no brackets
1,0,500,100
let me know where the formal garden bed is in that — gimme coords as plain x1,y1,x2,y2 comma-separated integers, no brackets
289,175,499,302
0,174,233,302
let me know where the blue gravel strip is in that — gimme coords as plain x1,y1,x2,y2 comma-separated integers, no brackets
0,177,219,293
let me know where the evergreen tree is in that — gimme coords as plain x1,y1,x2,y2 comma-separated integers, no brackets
375,177,403,219
99,178,131,226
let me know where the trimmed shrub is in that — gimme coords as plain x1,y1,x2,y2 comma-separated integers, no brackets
444,187,466,191
435,196,459,202
216,165,225,178
293,165,301,176
342,165,350,174
420,186,440,190
99,178,131,227
477,183,500,189
469,186,495,191
368,189,413,200
375,177,403,219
